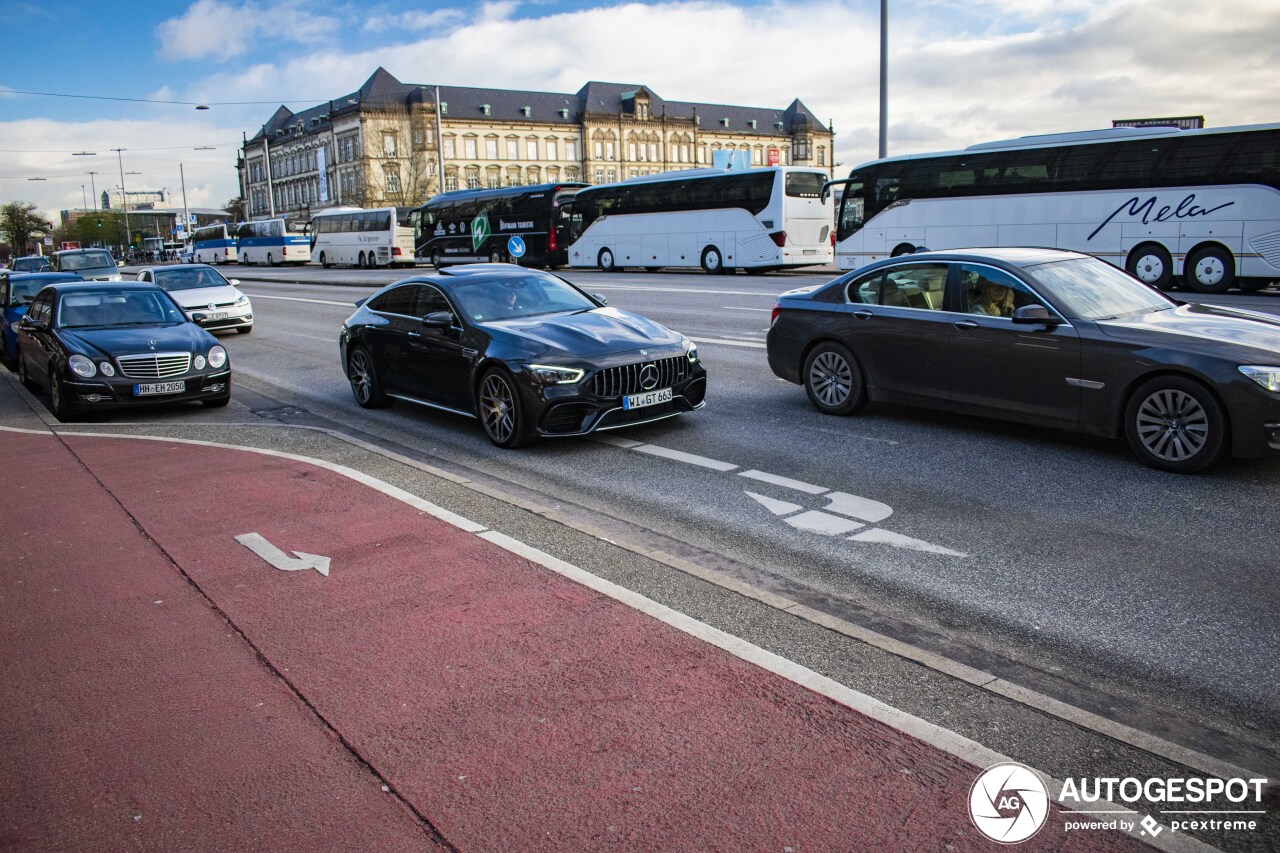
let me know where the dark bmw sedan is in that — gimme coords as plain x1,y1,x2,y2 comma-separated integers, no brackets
767,248,1280,473
16,281,231,421
340,265,706,447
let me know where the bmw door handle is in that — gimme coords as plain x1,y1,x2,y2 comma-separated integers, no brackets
953,320,979,329
852,310,874,320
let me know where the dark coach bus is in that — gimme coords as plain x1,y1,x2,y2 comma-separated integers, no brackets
412,182,587,269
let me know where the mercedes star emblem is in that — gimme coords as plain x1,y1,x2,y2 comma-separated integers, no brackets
639,363,659,390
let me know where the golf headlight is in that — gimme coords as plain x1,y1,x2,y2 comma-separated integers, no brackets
686,340,699,363
526,364,584,385
207,346,227,369
234,294,249,306
68,354,96,378
1239,365,1280,392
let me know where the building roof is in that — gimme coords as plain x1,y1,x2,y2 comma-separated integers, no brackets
248,68,828,144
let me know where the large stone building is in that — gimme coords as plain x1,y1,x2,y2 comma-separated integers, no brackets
239,68,833,224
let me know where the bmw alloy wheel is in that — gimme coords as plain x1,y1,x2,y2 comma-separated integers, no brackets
809,350,852,407
1134,389,1208,462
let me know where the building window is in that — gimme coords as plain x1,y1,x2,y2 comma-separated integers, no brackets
594,168,604,184
464,137,477,159
606,141,615,161
466,174,480,189
649,143,659,161
606,169,616,182
629,142,637,161
413,129,423,149
547,140,558,161
594,140,603,160
817,146,826,166
793,138,808,161
506,138,519,160
445,174,458,191
486,138,499,160
443,137,456,159
527,139,538,160
383,134,397,157
565,139,577,161
385,165,401,194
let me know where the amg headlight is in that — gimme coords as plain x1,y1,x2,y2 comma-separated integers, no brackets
686,340,699,363
67,354,96,378
1239,365,1280,392
526,364,584,385
207,345,227,369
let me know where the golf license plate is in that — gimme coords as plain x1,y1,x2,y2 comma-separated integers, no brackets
623,387,672,410
135,381,186,396
203,312,228,321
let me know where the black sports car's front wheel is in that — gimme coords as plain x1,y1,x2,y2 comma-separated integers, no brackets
348,346,391,409
478,369,535,448
803,342,867,416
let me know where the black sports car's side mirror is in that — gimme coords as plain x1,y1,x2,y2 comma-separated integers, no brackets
18,316,45,332
1011,305,1060,326
592,293,609,306
354,297,367,308
422,311,454,328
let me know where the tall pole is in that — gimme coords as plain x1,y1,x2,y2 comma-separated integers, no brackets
112,148,131,251
87,171,99,209
264,135,276,217
878,0,888,159
180,162,190,248
81,184,88,211
434,86,446,194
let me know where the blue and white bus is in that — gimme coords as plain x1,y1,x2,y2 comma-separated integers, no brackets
191,224,238,265
826,122,1280,294
236,218,311,265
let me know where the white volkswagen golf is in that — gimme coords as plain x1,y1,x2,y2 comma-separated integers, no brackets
136,264,254,334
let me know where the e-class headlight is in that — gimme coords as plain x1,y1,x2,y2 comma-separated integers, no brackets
525,364,584,385
207,346,227,369
1239,365,1280,392
67,354,96,378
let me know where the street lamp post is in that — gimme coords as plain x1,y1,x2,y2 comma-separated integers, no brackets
879,0,888,159
86,171,99,209
111,148,130,253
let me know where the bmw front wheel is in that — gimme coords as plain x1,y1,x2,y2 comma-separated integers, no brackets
803,342,867,416
1124,376,1227,473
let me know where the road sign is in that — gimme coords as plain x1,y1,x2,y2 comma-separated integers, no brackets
507,235,527,258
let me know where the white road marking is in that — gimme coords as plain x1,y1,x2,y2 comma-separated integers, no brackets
633,444,738,471
745,491,803,516
850,528,966,557
738,470,828,494
234,532,331,576
584,284,775,297
281,331,337,343
243,293,355,307
688,336,767,349
720,306,772,312
823,492,894,523
782,510,865,536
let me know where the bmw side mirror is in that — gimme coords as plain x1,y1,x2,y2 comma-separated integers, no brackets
422,310,454,328
1011,305,1060,326
592,293,609,306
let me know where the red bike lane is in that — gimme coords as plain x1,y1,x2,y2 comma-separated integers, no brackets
2,428,1156,851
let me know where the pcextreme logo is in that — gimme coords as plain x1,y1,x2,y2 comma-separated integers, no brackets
969,763,1050,844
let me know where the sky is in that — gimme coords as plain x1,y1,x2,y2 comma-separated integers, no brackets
1,0,1276,222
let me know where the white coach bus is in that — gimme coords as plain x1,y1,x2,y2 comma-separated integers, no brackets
566,166,833,274
236,218,311,265
826,123,1280,293
309,206,416,269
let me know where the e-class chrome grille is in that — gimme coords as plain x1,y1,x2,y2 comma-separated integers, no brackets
591,355,689,397
116,352,191,379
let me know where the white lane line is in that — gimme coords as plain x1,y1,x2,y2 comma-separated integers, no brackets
280,331,337,343
243,293,355,307
738,469,828,494
633,444,738,472
721,306,771,312
689,336,767,349
591,435,645,449
584,284,777,297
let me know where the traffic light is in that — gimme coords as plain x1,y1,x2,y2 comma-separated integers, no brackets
96,219,102,228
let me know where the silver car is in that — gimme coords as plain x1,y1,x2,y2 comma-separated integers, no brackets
137,264,253,334
53,248,121,281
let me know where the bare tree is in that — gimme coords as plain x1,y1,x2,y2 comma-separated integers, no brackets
0,201,50,255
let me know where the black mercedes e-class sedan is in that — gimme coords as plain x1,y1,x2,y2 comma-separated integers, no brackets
339,265,706,447
15,281,231,421
766,248,1280,473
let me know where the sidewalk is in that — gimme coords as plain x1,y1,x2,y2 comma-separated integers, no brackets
0,418,1155,851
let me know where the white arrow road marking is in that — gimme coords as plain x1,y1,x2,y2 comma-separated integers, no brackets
849,528,966,558
235,533,331,576
745,491,803,516
784,510,866,536
823,492,894,523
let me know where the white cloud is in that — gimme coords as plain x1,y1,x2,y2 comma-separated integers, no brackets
156,0,338,62
362,8,463,32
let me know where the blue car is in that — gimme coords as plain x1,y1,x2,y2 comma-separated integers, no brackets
1,271,82,366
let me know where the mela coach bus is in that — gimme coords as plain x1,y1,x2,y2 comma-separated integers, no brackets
566,166,833,274
825,122,1280,293
413,183,587,269
191,224,238,265
236,218,311,265
309,207,415,268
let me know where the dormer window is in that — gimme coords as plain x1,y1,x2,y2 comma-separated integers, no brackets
520,106,532,117
720,118,730,127
481,104,491,115
440,102,448,114
775,121,785,130
749,119,757,129
559,108,569,119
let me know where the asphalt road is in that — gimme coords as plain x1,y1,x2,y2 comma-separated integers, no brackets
99,265,1280,773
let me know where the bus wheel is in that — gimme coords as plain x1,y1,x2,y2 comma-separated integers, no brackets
267,253,276,267
1184,245,1235,294
431,250,444,269
700,246,724,274
321,252,330,269
358,252,367,269
1126,244,1173,291
890,243,916,257
598,248,616,272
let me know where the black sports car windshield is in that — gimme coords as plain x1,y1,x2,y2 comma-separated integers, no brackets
58,289,186,328
1028,257,1174,321
152,267,231,291
453,274,596,322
